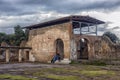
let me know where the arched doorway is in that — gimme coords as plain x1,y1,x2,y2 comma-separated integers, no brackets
55,39,64,60
78,38,89,59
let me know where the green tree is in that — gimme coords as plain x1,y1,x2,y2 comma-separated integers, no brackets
0,33,16,45
0,25,28,46
24,29,29,41
7,34,16,46
14,25,26,46
103,31,119,43
0,33,6,44
0,33,12,45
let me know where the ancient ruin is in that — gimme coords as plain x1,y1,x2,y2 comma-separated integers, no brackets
24,15,116,63
1,15,120,64
0,41,32,63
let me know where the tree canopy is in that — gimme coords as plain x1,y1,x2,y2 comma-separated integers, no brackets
0,25,28,46
103,31,119,43
14,25,26,46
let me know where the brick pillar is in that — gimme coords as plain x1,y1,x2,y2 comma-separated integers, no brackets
18,49,22,62
5,49,10,63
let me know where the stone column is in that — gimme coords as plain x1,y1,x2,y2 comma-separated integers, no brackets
18,49,22,62
5,49,10,63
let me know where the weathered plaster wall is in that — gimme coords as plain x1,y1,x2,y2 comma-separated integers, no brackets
27,22,72,62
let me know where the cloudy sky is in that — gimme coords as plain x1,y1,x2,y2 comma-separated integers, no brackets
0,0,120,37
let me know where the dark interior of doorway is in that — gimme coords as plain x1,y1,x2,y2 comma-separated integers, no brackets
25,51,29,61
56,39,64,60
78,38,88,59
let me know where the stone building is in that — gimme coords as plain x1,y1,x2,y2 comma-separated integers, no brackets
24,15,110,63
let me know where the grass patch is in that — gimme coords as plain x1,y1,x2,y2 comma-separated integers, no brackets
25,67,116,79
70,60,107,66
42,74,81,80
33,67,104,76
87,60,107,66
46,68,69,72
31,68,81,80
70,60,79,64
32,68,81,80
0,74,37,80
80,70,115,77
33,71,45,76
32,68,70,77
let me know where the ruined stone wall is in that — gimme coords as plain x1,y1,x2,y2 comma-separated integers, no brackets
73,35,120,61
94,36,120,60
73,35,101,60
27,22,72,62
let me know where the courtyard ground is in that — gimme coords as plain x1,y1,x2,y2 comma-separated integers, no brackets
0,63,120,80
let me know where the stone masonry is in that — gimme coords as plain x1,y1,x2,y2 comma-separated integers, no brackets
27,22,72,62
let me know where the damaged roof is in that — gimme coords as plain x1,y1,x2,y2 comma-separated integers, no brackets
24,15,105,29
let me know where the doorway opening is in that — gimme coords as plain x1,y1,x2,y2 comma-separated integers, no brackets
25,51,29,61
78,38,89,59
55,39,64,60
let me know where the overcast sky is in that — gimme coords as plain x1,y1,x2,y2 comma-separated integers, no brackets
0,0,120,37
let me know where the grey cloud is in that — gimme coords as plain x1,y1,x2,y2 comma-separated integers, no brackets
0,0,120,16
0,28,14,34
0,0,120,34
41,0,120,13
18,0,120,13
0,0,40,16
112,26,120,30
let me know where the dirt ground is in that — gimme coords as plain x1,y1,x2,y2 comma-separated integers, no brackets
0,63,120,80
